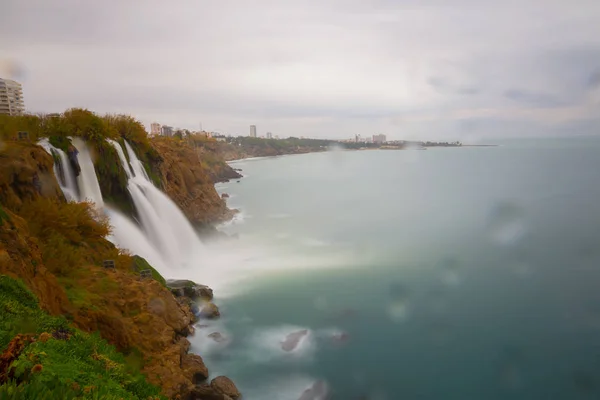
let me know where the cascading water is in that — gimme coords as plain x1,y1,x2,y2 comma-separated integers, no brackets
38,136,204,275
71,137,104,208
124,140,150,181
37,139,79,202
112,139,203,267
106,139,133,179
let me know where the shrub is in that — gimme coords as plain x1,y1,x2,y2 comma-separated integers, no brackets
17,198,115,277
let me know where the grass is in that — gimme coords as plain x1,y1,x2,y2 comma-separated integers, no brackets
0,275,164,399
131,256,166,287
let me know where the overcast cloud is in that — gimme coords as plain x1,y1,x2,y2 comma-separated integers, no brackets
1,0,599,140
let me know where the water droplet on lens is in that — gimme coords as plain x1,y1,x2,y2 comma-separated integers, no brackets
439,257,461,286
313,296,328,311
403,141,422,163
487,202,526,246
387,300,409,322
387,282,410,322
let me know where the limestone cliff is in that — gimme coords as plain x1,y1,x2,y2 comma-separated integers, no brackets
0,141,216,398
150,137,238,226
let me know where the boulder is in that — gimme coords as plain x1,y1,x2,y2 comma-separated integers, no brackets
199,302,220,319
167,279,214,301
188,383,232,400
281,329,308,352
208,332,227,343
181,353,208,383
211,376,241,399
221,193,230,199
298,380,329,400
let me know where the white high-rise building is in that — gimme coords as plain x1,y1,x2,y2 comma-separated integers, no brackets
0,78,25,116
266,132,272,139
150,122,161,136
250,125,257,137
373,134,387,144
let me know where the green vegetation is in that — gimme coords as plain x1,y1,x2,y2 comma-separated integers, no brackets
18,198,117,278
131,256,166,287
0,275,164,399
0,109,163,216
228,136,334,151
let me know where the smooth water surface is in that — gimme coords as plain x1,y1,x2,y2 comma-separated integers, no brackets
194,138,600,400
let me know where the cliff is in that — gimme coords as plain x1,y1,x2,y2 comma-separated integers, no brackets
150,137,239,227
0,113,241,399
0,141,211,398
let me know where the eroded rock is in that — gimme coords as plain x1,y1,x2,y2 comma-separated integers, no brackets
298,380,329,400
281,329,309,352
208,332,227,343
199,302,220,319
211,376,241,399
167,279,214,301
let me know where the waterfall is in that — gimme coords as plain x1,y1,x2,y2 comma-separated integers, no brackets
38,136,204,275
37,139,79,202
106,139,133,179
115,139,203,266
124,140,150,181
71,137,104,208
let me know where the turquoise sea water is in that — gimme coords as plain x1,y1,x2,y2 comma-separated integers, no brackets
191,137,600,399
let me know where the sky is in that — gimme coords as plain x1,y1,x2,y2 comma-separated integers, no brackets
1,0,599,141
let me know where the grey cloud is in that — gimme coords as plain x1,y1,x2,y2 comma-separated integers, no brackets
427,77,480,95
2,0,600,139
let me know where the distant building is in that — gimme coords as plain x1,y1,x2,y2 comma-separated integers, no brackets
150,122,161,136
161,125,173,137
266,132,273,139
0,78,25,116
250,125,257,137
373,134,387,144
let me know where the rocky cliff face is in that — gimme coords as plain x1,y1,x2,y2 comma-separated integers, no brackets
0,142,64,210
0,143,69,316
0,140,231,398
150,137,238,226
71,265,206,398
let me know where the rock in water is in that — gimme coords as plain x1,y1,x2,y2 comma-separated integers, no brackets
199,302,220,319
281,329,309,352
211,376,241,399
331,331,349,345
298,380,330,400
208,332,227,343
166,279,213,301
221,193,230,199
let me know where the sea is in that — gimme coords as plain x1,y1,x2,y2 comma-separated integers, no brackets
189,136,600,400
